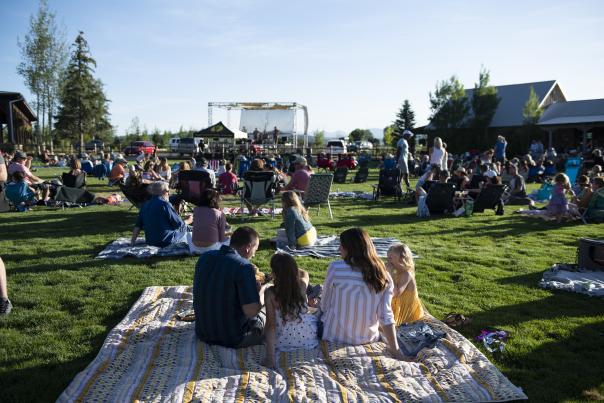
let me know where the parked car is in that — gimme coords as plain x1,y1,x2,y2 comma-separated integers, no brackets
124,141,156,156
326,140,347,155
176,137,204,155
169,137,180,152
355,140,374,151
74,139,104,152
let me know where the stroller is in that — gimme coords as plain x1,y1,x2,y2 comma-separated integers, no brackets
372,168,402,201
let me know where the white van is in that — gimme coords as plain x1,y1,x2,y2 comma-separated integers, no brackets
169,138,180,152
326,140,347,155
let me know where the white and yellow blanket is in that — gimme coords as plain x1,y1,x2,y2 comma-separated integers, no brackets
58,286,527,402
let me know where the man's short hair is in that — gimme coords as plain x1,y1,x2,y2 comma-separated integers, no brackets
230,226,259,249
149,181,169,196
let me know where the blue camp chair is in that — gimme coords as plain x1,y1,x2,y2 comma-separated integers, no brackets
565,157,582,185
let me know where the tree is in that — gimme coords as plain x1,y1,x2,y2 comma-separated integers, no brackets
470,67,500,137
429,75,469,138
55,32,111,149
17,0,68,150
313,129,325,147
383,124,396,147
349,128,373,142
393,99,416,138
523,85,543,125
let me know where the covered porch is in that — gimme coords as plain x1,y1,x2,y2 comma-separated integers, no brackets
0,92,38,146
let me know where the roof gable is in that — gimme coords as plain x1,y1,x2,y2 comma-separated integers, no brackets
538,99,604,126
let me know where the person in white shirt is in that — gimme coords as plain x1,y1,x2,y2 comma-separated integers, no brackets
196,157,216,187
430,137,447,170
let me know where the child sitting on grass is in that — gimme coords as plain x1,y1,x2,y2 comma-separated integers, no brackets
262,253,319,369
4,171,49,211
386,243,424,326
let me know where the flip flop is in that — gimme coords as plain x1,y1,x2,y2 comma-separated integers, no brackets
443,313,472,327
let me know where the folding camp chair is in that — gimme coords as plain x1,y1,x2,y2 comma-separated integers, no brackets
425,182,456,214
353,166,369,183
61,172,87,189
303,173,334,219
119,183,151,209
472,184,506,213
177,170,213,206
580,188,604,224
372,168,402,201
240,171,277,218
333,167,349,184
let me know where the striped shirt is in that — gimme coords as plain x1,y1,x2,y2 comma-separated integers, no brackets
320,260,395,345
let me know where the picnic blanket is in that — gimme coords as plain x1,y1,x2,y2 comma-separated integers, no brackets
329,191,374,200
222,207,283,216
539,263,604,297
96,238,191,259
277,236,417,259
58,286,527,402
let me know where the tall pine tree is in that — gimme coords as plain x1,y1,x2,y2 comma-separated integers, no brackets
393,99,416,138
55,32,111,149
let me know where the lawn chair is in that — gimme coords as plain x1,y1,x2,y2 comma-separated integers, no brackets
425,182,456,214
92,163,108,180
177,170,213,206
473,184,506,213
333,167,349,184
580,188,604,224
372,168,402,201
240,170,277,218
353,166,369,183
119,183,151,209
303,173,334,219
61,172,86,189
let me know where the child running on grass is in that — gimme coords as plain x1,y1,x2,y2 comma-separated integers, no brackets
262,253,319,369
386,243,424,326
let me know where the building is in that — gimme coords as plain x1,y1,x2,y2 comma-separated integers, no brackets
0,92,38,146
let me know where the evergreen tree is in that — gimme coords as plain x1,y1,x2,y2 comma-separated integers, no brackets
470,67,500,136
17,0,67,150
429,75,469,141
393,99,416,138
523,85,543,124
55,32,111,149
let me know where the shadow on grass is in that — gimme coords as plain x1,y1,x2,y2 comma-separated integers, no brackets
0,209,136,241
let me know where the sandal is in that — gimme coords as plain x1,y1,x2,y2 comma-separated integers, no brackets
443,312,472,327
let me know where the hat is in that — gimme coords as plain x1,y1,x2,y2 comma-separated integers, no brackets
14,151,27,159
294,156,307,166
485,170,498,178
81,153,89,159
403,129,414,138
115,157,127,164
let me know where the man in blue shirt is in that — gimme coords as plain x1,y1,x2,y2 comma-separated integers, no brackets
193,226,265,348
131,181,191,247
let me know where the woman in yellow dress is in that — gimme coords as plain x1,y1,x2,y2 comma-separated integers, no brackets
386,243,425,325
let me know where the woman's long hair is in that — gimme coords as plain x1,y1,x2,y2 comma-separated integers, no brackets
281,191,310,222
340,228,388,293
270,253,306,322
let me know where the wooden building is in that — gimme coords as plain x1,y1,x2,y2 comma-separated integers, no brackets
0,92,38,146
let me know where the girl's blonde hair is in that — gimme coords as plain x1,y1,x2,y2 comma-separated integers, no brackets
281,191,310,222
388,243,415,273
554,173,570,186
434,137,443,149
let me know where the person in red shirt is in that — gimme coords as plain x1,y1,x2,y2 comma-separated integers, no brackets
218,162,238,195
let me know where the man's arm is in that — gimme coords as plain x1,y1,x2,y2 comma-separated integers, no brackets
0,163,7,183
242,302,261,318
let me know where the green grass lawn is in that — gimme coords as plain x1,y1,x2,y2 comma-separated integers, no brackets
1,166,603,402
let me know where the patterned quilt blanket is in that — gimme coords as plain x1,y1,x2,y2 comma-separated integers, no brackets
96,238,191,259
58,286,527,402
539,264,604,297
277,236,418,259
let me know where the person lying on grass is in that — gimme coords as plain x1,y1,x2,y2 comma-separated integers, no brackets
131,181,192,247
320,228,405,360
386,243,424,326
262,253,319,369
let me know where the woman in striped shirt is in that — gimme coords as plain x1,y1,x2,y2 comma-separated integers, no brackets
320,228,404,359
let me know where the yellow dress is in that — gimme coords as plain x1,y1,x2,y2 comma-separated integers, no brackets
391,288,424,326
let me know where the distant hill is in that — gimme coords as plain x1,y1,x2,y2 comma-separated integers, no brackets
323,128,384,140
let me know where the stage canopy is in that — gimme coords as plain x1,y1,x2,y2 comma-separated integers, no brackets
240,109,295,134
194,121,247,140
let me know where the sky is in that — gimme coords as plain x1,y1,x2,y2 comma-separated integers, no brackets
1,0,603,136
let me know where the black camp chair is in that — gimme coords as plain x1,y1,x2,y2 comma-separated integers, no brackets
61,172,87,188
473,184,506,214
333,167,349,184
177,170,213,206
372,168,402,201
54,172,95,207
119,183,151,209
353,166,369,183
240,170,277,218
425,182,456,214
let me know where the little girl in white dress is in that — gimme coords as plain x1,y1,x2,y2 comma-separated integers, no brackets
262,253,319,369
